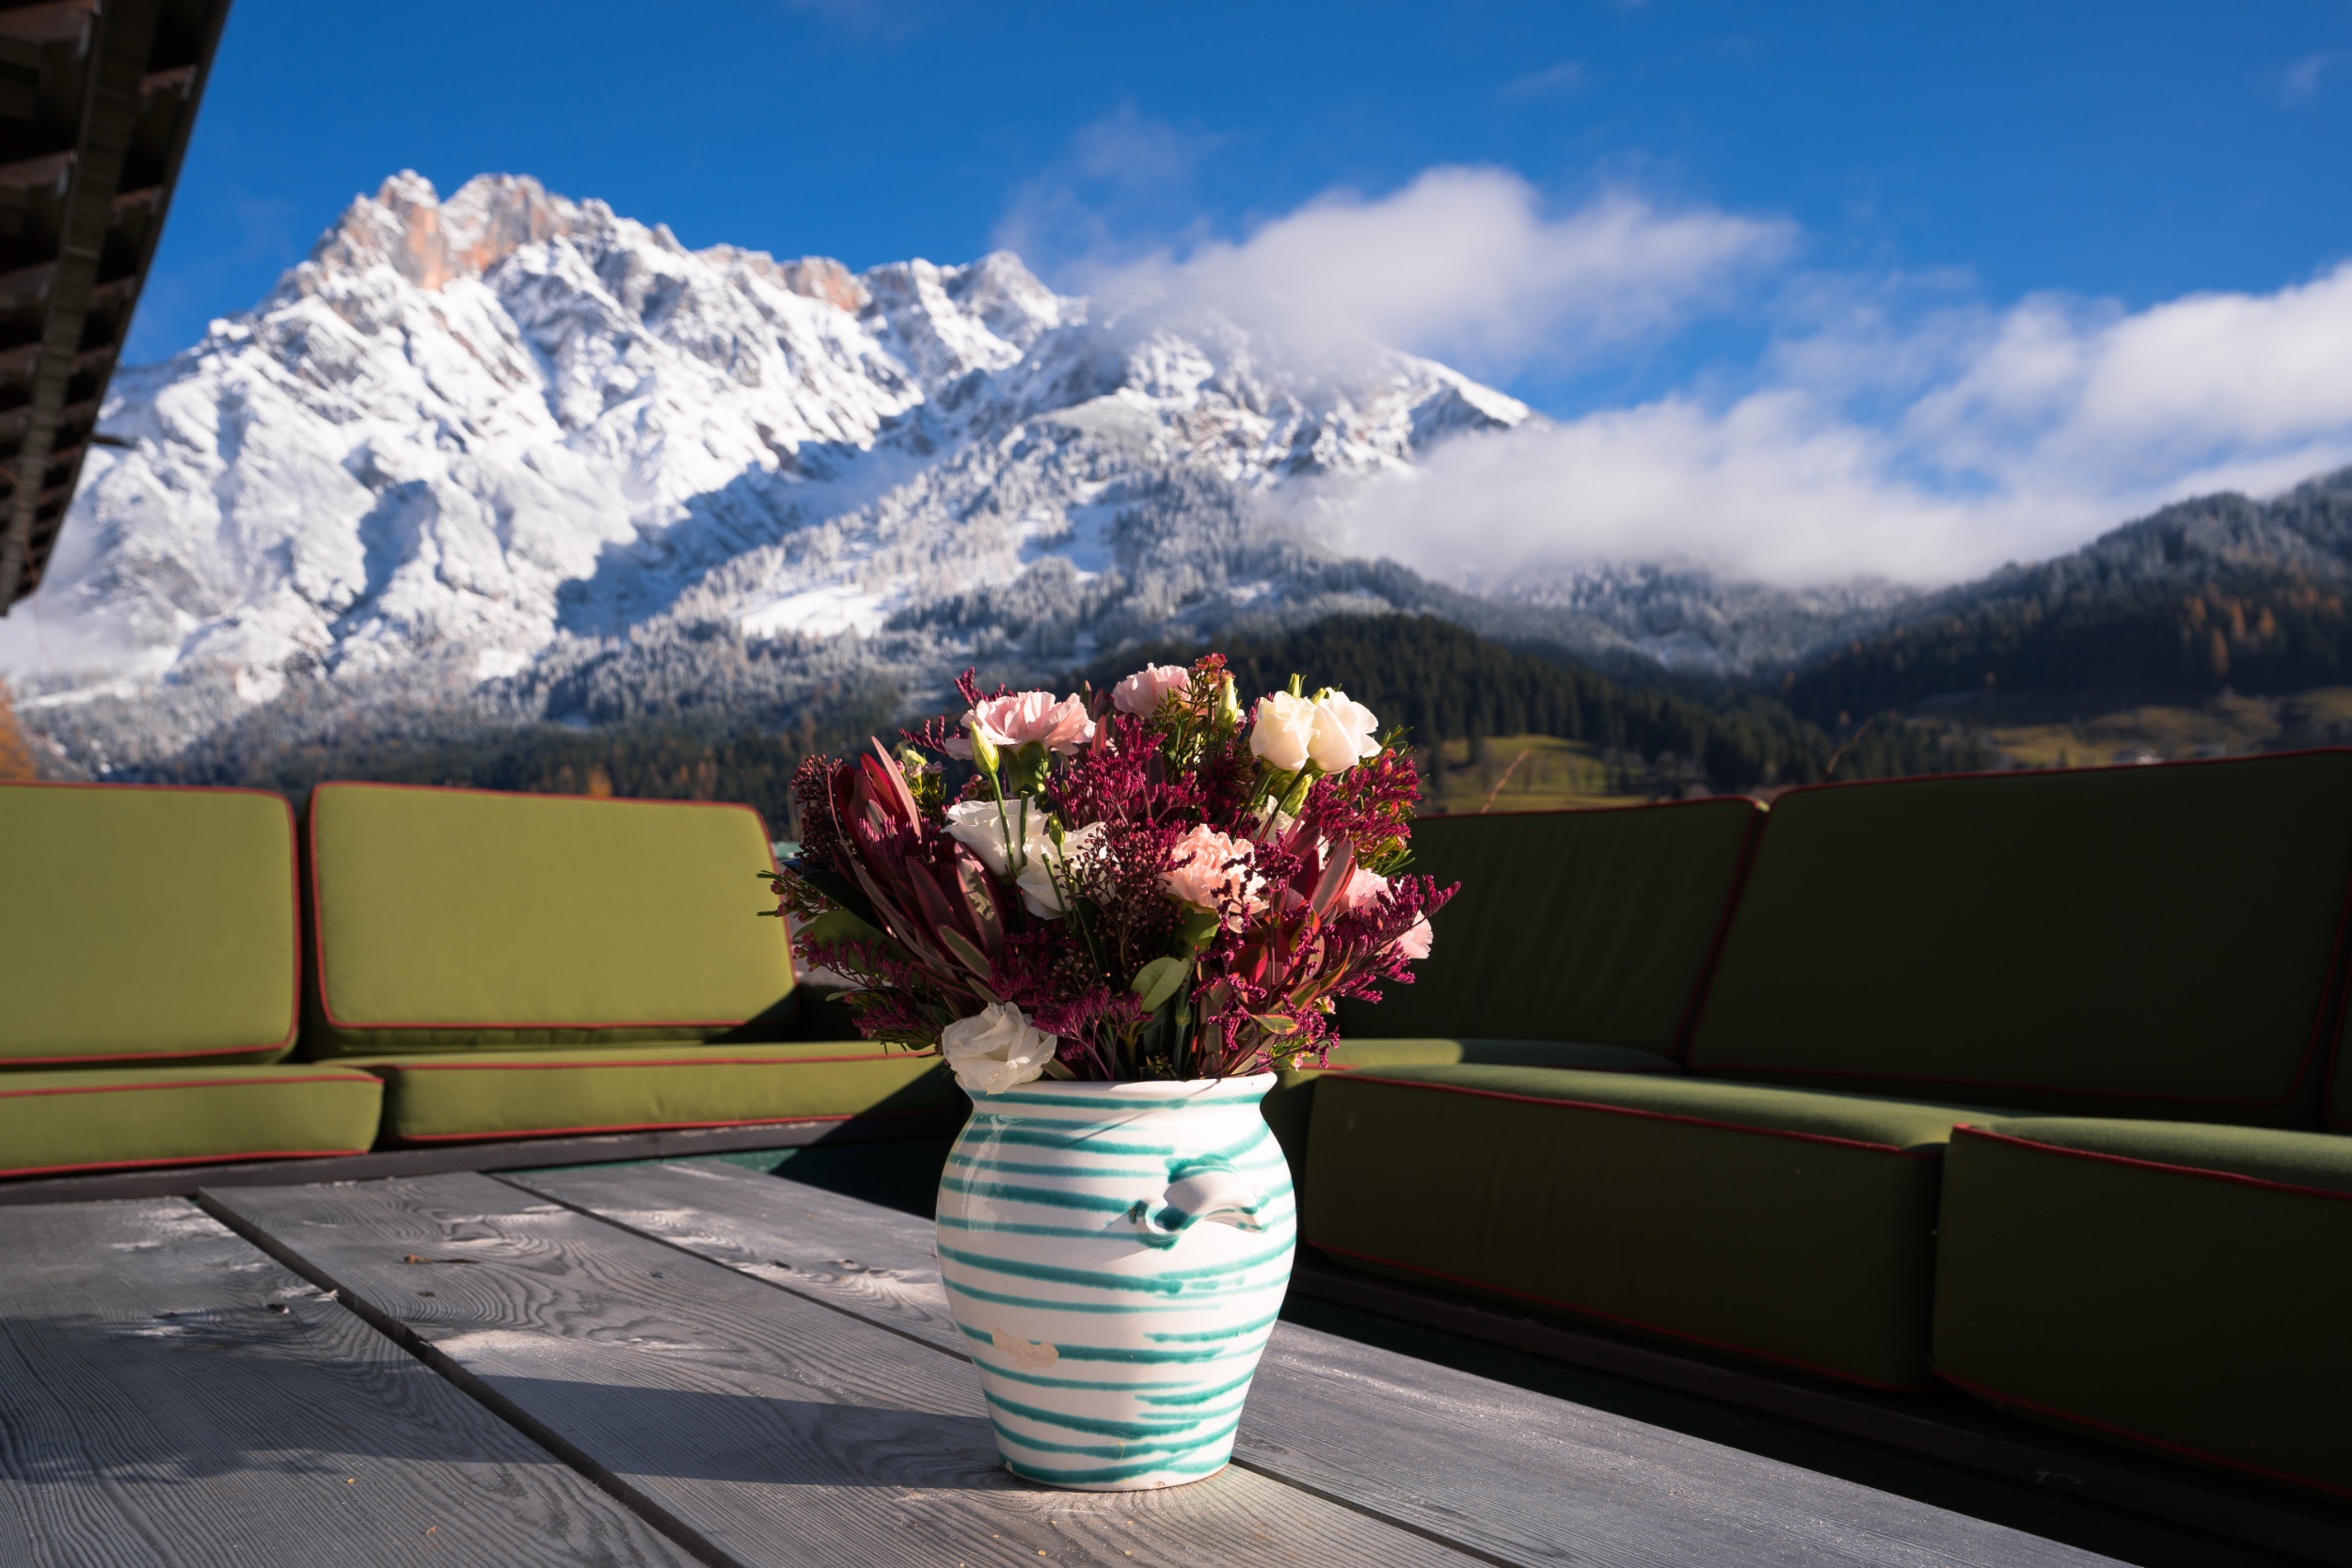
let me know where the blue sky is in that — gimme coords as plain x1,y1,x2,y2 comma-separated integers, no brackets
121,0,2352,579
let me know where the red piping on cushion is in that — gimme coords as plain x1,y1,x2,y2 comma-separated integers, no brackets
1342,1073,1947,1158
0,1073,373,1100
1,1041,295,1069
1687,750,2352,1114
3,779,302,1063
373,1052,914,1072
389,1106,951,1143
304,781,786,1033
1670,800,1768,1063
1311,1240,1924,1393
0,1148,368,1180
1934,1368,2350,1500
1950,1124,2352,1204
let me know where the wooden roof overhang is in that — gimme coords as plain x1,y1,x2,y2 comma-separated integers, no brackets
0,0,229,613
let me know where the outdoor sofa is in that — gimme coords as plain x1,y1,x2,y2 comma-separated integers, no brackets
0,779,952,1179
8,757,2349,1504
1295,751,2352,1503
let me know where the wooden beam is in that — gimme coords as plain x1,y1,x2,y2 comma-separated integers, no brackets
0,1110,967,1207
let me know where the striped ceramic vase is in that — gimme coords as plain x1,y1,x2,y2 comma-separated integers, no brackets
935,1073,1296,1490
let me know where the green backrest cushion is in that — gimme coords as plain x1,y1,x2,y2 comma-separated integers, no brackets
1338,799,1760,1055
1689,752,2352,1124
0,782,297,1067
303,784,795,1054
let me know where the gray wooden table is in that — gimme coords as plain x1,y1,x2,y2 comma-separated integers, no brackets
0,1161,2125,1567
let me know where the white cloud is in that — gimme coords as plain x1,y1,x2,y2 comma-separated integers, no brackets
1332,261,2352,588
1091,166,1789,379
2279,51,2334,104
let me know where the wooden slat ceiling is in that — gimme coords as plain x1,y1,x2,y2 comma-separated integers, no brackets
0,0,229,612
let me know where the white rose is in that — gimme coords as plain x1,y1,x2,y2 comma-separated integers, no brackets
1249,690,1318,771
1016,821,1105,918
1307,690,1381,774
942,797,1046,879
941,1002,1057,1096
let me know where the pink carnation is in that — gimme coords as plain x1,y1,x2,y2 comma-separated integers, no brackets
945,690,1095,757
1392,914,1434,961
1161,825,1267,927
1340,865,1391,913
1112,664,1192,717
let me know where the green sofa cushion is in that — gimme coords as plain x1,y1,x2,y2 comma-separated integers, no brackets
0,782,297,1068
1933,1117,2352,1498
1689,752,2352,1124
1301,1064,1964,1388
351,1041,961,1143
1261,1037,1677,1186
304,784,796,1054
0,1066,381,1180
1336,799,1759,1056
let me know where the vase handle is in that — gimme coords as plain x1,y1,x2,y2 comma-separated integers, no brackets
1126,1163,1265,1244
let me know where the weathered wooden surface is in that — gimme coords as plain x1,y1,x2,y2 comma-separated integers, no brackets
0,1197,696,1568
203,1172,1483,1568
509,1160,2122,1568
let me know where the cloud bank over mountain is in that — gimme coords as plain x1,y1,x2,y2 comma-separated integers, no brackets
1016,136,2352,588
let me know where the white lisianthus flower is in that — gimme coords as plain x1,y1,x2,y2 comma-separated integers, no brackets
1307,690,1382,774
941,797,1045,879
1015,821,1105,919
941,1002,1057,1095
1249,690,1318,771
943,800,1103,919
1112,664,1191,717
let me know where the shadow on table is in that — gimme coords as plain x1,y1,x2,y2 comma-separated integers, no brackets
3,1307,1016,1492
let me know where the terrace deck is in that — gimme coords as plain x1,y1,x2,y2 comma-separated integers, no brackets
0,1157,2253,1567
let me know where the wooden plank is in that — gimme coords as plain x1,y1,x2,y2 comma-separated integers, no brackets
506,1162,2126,1568
1287,1255,2352,1568
0,1196,698,1568
202,1172,1483,1568
0,1112,961,1208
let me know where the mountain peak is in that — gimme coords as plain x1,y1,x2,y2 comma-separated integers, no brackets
310,171,579,291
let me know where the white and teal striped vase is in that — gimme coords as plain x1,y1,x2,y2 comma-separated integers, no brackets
935,1073,1296,1490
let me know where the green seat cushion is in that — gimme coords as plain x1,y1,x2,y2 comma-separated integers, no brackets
1261,1037,1678,1186
0,782,297,1068
1689,752,2352,1124
1303,1064,1966,1388
1337,799,1759,1057
0,1066,381,1180
1933,1117,2352,1498
352,1041,961,1143
304,784,797,1054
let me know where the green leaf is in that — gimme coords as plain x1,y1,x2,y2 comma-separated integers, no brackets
1250,1012,1301,1036
936,926,993,979
1176,906,1222,951
1130,956,1190,1013
800,907,883,946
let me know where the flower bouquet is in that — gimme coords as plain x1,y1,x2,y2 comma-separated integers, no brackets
763,656,1452,1489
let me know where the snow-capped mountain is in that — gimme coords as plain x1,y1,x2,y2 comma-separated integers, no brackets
2,172,1539,762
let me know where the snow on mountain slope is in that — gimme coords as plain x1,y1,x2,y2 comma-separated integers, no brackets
1,172,1530,751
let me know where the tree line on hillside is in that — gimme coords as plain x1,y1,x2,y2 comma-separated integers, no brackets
1082,614,1980,794
35,614,1981,824
1788,568,2352,721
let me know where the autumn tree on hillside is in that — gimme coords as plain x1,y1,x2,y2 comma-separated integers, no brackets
0,680,39,780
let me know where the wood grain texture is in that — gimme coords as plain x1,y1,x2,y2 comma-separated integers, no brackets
203,1172,1480,1568
0,1197,697,1568
509,1161,2123,1568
